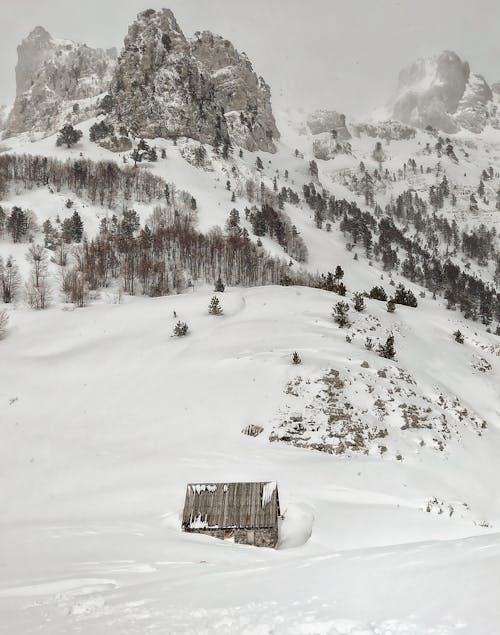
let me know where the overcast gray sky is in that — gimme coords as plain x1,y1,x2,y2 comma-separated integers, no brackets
1,0,499,117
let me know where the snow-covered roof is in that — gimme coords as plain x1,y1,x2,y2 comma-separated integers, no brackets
182,481,280,530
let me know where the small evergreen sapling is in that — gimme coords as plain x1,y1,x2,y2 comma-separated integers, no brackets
378,334,396,359
353,292,366,312
292,351,301,365
453,329,464,344
333,301,350,327
173,321,189,337
368,285,387,301
214,277,225,292
387,299,396,313
208,296,223,315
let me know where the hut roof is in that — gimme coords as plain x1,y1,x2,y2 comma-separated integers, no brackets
182,481,280,530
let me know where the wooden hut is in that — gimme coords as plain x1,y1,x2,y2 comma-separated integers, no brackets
181,481,280,548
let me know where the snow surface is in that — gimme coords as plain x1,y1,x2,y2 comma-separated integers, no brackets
1,111,500,634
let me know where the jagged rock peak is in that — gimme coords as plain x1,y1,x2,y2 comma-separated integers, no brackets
4,26,117,138
190,30,280,152
390,50,494,134
109,8,228,146
108,9,279,152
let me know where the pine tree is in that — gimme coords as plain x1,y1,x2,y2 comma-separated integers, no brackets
292,351,301,365
309,160,318,179
353,292,366,312
387,299,396,313
369,285,387,301
208,296,223,315
56,124,83,148
333,301,350,327
256,156,264,171
378,334,396,359
214,277,225,292
70,211,84,242
334,265,344,281
453,329,464,344
173,321,189,337
7,207,29,243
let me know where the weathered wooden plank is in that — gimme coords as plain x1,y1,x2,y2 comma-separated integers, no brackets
183,482,279,531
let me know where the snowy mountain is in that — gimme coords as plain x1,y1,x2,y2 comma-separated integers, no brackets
108,9,279,151
3,26,117,139
389,50,499,134
1,10,500,635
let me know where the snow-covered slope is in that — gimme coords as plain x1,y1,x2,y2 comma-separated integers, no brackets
1,283,500,633
2,39,500,634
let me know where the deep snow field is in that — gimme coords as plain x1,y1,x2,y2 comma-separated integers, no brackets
1,113,500,633
1,284,500,634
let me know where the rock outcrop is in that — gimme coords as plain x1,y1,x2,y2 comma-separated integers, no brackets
4,9,279,151
4,26,116,138
307,110,351,140
108,9,279,152
390,51,494,134
0,105,7,131
191,31,279,152
352,120,416,141
109,9,228,146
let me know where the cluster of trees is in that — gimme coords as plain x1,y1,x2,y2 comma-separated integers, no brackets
0,153,177,210
332,298,396,359
0,247,50,310
89,120,115,142
246,204,308,262
60,205,317,302
0,206,37,243
130,139,160,166
42,211,84,250
299,178,500,327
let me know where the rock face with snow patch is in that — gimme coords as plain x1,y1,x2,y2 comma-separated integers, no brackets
0,105,7,131
4,26,116,138
390,50,493,134
108,10,279,151
352,120,416,141
191,31,279,152
109,9,228,146
307,110,351,139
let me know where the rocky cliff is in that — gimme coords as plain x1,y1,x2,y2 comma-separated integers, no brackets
390,50,495,134
307,110,351,140
190,31,279,152
108,9,228,146
108,9,279,151
4,26,116,138
4,9,279,151
0,105,7,131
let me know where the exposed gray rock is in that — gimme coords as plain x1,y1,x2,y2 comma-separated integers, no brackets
390,51,494,134
491,82,500,95
109,9,228,146
455,106,489,134
191,31,279,152
0,105,7,131
312,135,352,160
108,10,279,152
4,26,116,138
352,120,416,141
307,110,351,139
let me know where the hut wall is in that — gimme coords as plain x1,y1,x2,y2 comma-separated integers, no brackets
188,527,278,548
